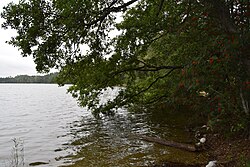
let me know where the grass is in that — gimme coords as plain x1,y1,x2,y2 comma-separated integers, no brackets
6,138,25,167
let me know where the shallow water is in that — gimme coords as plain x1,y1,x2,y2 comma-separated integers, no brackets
0,84,206,167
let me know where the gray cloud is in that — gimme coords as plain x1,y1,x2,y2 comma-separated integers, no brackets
0,0,38,77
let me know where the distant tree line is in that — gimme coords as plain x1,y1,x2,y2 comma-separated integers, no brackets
0,73,58,83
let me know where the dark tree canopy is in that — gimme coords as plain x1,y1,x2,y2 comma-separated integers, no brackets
1,0,250,133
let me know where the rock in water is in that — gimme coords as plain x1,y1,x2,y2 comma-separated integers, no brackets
205,160,217,167
200,137,206,143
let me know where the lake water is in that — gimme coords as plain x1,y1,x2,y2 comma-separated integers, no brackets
0,84,204,167
0,84,85,166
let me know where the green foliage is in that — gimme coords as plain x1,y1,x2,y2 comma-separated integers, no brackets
1,0,250,134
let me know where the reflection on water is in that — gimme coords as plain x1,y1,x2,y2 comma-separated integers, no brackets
62,107,208,167
61,110,156,167
0,84,206,167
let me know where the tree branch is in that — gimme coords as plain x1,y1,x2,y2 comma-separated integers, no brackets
127,68,177,102
110,64,183,77
147,95,169,105
86,0,140,27
156,0,165,17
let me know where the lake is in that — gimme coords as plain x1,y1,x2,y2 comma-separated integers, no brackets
0,84,204,167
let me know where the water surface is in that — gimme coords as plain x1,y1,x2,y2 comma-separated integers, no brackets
0,84,84,166
0,84,206,167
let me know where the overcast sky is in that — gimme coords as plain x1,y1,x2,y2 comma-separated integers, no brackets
0,0,38,77
0,1,124,78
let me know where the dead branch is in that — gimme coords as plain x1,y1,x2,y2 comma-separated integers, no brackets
140,136,199,152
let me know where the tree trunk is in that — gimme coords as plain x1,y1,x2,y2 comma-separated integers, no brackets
204,0,237,34
140,136,199,152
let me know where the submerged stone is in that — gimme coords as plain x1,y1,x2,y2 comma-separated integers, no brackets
29,161,49,166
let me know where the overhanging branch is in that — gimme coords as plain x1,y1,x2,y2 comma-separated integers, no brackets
86,0,140,27
125,68,178,103
111,59,183,77
132,68,175,97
